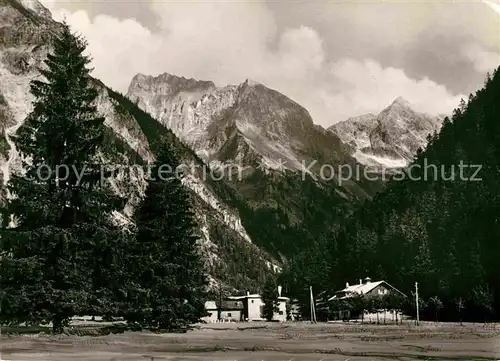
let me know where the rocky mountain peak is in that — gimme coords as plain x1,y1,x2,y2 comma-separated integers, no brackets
235,78,313,126
2,0,52,20
329,98,444,169
128,72,216,96
19,0,51,17
377,96,420,128
1,1,64,55
242,78,261,87
127,72,360,176
390,96,412,109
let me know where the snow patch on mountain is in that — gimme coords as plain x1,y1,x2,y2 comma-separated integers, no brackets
353,150,408,169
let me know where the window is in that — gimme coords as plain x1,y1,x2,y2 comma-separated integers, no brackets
251,300,254,303
227,313,232,317
279,311,284,315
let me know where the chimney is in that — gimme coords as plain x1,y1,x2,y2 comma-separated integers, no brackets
364,277,371,284
359,279,362,285
345,282,349,288
246,290,250,296
277,285,282,297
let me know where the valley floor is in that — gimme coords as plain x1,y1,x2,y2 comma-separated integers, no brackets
1,322,500,361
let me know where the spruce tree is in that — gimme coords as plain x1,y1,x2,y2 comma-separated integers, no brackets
0,24,130,333
127,135,208,331
262,276,279,321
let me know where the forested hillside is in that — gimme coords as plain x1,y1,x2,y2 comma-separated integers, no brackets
0,0,291,295
283,68,500,322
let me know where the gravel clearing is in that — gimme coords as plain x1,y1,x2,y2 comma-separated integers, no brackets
1,321,499,360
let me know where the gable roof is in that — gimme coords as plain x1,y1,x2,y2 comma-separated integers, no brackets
204,301,217,310
345,280,385,294
328,280,406,301
228,294,290,301
228,294,260,300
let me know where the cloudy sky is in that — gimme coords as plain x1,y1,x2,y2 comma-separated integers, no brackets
40,0,499,127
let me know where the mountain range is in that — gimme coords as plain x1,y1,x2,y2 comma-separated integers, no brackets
126,71,384,260
127,74,355,175
0,0,443,291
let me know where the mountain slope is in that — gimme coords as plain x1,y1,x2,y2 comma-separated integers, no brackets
128,74,365,182
287,69,500,321
127,72,383,260
329,97,444,169
0,0,277,291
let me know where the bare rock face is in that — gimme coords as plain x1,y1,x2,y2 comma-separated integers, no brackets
126,72,387,242
329,97,444,169
127,73,383,256
127,74,358,178
128,73,232,160
0,0,277,290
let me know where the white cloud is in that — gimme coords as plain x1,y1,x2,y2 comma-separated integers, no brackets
276,26,325,77
47,7,163,92
461,43,500,73
325,59,465,121
42,1,465,126
482,0,500,16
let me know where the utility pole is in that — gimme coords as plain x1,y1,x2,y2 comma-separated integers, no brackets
415,282,419,326
458,297,464,326
218,285,222,322
310,286,313,323
310,286,317,323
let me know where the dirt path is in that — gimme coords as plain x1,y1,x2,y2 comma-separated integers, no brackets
1,322,500,360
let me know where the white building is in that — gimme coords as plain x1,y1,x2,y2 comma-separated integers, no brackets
228,292,289,322
201,285,290,322
327,277,407,323
203,285,290,323
201,300,218,323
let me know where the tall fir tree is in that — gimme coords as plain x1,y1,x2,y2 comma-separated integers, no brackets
0,24,131,333
261,276,279,321
126,135,208,331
